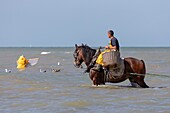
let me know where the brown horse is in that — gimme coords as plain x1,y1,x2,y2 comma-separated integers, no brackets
73,44,149,88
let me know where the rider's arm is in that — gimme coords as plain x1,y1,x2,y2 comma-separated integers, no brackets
108,46,117,49
105,45,116,49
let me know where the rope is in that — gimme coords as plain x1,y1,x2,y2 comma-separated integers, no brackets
129,73,170,77
80,67,170,78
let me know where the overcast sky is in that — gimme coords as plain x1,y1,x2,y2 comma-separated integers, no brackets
0,0,170,47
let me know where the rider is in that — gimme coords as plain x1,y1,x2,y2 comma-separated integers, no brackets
93,30,120,71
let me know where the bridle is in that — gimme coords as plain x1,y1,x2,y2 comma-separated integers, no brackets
73,49,83,68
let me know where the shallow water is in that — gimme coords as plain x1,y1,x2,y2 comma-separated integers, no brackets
0,47,170,113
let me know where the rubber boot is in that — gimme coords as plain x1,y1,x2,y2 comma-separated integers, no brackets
92,64,102,72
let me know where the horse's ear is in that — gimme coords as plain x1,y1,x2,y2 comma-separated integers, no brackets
75,44,78,48
82,43,84,46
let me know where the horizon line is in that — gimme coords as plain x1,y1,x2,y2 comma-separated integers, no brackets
0,46,169,48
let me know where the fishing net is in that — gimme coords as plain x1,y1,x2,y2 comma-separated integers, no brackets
102,51,121,67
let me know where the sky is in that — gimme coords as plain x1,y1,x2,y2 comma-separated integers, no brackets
0,0,170,47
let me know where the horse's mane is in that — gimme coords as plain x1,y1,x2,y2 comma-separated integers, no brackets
78,44,96,60
79,44,96,53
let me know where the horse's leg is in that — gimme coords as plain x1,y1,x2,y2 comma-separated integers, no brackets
136,76,149,88
136,60,149,88
126,58,149,88
91,70,100,86
92,77,98,86
129,78,141,88
99,71,105,85
95,71,106,85
129,76,149,88
91,70,105,86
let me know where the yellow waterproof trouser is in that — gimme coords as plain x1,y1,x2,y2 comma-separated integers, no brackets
96,49,111,65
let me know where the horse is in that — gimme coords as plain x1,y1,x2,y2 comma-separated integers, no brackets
73,44,149,88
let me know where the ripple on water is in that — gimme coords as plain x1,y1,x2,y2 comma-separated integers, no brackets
63,100,91,108
81,84,131,89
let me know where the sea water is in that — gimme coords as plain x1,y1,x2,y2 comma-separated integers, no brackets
0,47,170,113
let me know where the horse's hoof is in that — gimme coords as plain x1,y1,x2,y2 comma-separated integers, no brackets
130,82,141,88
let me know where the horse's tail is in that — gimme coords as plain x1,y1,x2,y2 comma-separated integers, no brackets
141,60,146,74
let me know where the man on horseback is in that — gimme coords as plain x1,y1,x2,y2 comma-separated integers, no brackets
93,30,120,71
74,33,149,88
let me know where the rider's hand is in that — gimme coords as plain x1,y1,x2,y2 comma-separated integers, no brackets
105,46,109,49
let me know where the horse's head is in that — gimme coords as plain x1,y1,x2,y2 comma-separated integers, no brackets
73,44,84,68
73,44,96,68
